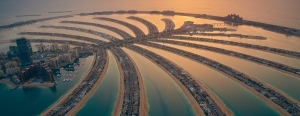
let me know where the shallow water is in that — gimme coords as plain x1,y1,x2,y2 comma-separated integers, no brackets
0,55,94,116
136,44,280,116
76,51,120,116
123,47,196,116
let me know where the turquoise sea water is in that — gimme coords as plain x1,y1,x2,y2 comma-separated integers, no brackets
136,44,280,116
0,0,299,115
76,51,120,116
0,55,94,116
124,48,196,116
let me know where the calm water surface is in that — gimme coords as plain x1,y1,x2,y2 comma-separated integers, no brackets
0,55,94,116
136,44,280,116
0,1,299,115
0,0,299,29
155,43,300,102
76,51,120,116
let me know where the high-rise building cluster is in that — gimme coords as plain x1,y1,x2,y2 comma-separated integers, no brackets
16,37,33,66
0,37,82,85
40,63,54,82
61,44,70,52
5,61,20,76
19,62,54,83
49,58,60,69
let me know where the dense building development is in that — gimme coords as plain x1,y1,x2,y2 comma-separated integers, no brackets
0,10,299,116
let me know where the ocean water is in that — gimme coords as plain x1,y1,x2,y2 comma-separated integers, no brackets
124,48,196,116
76,51,120,116
0,0,299,29
0,55,95,116
137,44,280,116
0,0,299,116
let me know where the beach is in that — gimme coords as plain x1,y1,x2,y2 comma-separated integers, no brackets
178,54,292,116
40,54,97,116
136,50,233,116
66,51,110,116
0,78,18,88
20,82,54,87
111,50,125,116
125,51,149,116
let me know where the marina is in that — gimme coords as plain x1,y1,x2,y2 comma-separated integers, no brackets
0,1,299,115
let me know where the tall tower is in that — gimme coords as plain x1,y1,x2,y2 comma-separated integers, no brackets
16,37,33,66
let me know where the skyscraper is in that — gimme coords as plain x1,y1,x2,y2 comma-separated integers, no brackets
38,43,45,52
9,45,18,55
16,37,33,66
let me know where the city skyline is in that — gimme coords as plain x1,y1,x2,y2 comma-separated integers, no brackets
0,1,300,116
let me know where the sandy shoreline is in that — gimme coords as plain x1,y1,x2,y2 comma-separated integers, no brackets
162,53,234,116
176,44,300,105
136,49,233,116
20,82,54,87
149,59,205,116
67,51,110,116
174,53,292,115
111,50,125,116
124,50,149,116
167,37,300,61
40,54,97,116
163,40,300,79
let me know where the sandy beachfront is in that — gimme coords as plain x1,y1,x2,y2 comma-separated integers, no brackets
0,78,18,88
66,51,110,116
137,51,230,116
40,54,97,116
111,51,125,116
20,82,54,87
153,63,206,116
127,52,149,116
178,54,293,115
112,50,149,116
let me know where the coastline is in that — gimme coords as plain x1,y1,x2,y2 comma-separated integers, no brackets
40,53,96,116
172,52,292,115
66,51,110,116
123,50,149,116
111,50,125,116
0,79,18,88
169,40,300,79
146,56,205,116
135,48,233,116
20,82,54,87
166,42,300,106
